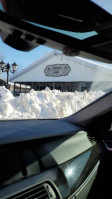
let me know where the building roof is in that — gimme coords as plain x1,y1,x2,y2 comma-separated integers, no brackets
9,50,112,82
9,51,57,81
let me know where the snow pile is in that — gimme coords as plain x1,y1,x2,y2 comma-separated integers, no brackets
0,86,105,119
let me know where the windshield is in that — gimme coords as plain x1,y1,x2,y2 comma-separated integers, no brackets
0,1,112,120
0,35,112,120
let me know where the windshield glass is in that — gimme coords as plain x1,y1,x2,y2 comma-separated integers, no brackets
0,36,112,120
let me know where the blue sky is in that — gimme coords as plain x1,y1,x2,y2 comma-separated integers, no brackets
0,0,53,75
0,38,53,78
91,0,112,15
0,38,53,68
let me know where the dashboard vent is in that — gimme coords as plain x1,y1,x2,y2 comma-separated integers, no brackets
8,182,57,199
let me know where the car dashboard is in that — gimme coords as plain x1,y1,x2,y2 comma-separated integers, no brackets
0,120,100,199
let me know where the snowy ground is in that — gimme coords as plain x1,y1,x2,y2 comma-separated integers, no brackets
0,86,105,119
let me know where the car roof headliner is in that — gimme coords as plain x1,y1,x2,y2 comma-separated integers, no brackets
1,1,112,63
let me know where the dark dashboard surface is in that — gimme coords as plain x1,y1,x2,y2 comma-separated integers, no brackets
0,119,81,145
0,119,100,199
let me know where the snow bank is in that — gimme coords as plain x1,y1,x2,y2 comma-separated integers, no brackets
0,86,105,119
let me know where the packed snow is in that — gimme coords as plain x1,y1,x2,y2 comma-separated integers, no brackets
0,86,105,119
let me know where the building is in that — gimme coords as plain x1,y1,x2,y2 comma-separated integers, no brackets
0,79,6,86
9,51,112,94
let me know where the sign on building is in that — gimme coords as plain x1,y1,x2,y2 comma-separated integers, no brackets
44,64,71,77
